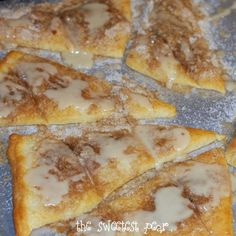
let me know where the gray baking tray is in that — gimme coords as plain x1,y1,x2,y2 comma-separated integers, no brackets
0,0,235,235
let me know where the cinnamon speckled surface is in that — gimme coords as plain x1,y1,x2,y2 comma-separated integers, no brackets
0,0,235,235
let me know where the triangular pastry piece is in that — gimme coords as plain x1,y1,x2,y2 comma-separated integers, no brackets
134,125,225,165
119,88,176,119
126,0,225,93
63,125,224,197
0,51,176,126
7,124,224,235
7,129,154,236
31,148,233,236
0,0,131,58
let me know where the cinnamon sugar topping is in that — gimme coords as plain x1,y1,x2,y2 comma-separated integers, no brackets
24,138,86,206
0,78,26,118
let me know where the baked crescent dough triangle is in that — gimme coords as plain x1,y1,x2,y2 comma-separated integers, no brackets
134,125,225,165
0,0,131,58
0,51,176,126
31,148,233,236
126,0,225,93
7,124,224,235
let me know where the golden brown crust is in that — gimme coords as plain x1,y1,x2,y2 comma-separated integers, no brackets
126,0,225,93
0,51,176,126
121,88,176,119
0,0,131,58
8,134,30,236
182,127,225,155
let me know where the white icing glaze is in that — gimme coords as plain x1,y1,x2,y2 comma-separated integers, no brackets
44,78,114,112
0,79,25,117
97,136,137,167
24,139,83,206
61,51,93,69
134,125,190,158
44,78,91,111
81,3,110,31
154,186,193,230
15,62,58,92
82,134,138,170
125,186,193,232
171,128,191,151
25,164,69,206
175,162,230,210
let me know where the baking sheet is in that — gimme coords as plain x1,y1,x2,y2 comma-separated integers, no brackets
0,0,236,235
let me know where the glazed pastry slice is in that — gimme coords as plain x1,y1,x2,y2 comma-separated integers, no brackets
68,125,223,198
126,0,225,93
0,51,176,126
134,125,225,165
7,124,224,236
8,129,154,236
31,148,233,235
0,0,131,58
63,124,223,189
